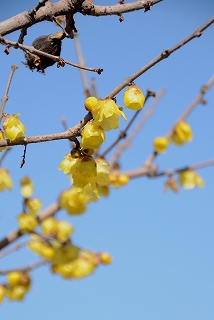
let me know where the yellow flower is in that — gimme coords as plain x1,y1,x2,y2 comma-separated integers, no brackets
80,121,105,150
2,113,26,141
41,217,58,235
178,170,204,189
153,136,169,153
78,156,97,179
95,158,110,187
92,99,127,131
6,285,27,301
28,236,55,260
0,286,5,303
172,121,193,145
84,96,98,112
17,212,38,233
0,129,6,152
56,220,74,241
51,244,79,266
109,173,129,188
58,153,80,174
124,85,145,110
20,176,34,198
0,168,13,191
25,198,42,215
59,188,87,215
99,252,112,264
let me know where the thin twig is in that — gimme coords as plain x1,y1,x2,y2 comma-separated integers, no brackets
106,16,214,99
0,36,103,74
0,64,18,122
0,112,93,148
74,32,91,97
0,241,27,259
154,159,214,177
0,146,12,166
0,259,48,275
0,202,60,251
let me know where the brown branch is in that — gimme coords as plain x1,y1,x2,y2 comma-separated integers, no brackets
0,64,18,122
0,36,103,74
107,16,214,99
165,75,214,140
154,159,214,177
0,259,48,275
0,0,162,37
0,146,12,166
0,112,93,148
0,202,60,251
0,241,27,259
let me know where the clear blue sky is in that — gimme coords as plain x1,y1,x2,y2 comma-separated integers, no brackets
1,0,214,319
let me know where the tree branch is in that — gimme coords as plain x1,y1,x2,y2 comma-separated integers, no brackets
107,16,214,98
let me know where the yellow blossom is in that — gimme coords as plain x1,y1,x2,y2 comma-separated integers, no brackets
0,286,5,303
28,236,55,260
124,85,145,110
99,252,112,264
178,170,204,189
20,176,34,198
0,129,6,152
0,168,12,191
58,153,80,174
153,136,169,153
78,156,97,178
25,198,42,215
59,188,87,215
84,96,98,112
51,244,79,266
2,113,26,142
80,121,105,150
95,159,110,187
56,220,74,241
6,285,27,301
92,99,127,131
109,173,129,188
172,121,193,145
17,212,38,233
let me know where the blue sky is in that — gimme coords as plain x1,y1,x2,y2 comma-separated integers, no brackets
0,0,214,319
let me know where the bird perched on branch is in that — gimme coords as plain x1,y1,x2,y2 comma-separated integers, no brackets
24,31,65,73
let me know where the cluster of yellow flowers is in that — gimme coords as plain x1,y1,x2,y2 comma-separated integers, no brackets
17,176,42,233
153,120,193,154
58,84,145,214
0,271,31,303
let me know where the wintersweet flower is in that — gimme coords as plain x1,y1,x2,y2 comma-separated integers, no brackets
172,121,193,145
5,285,27,301
51,243,79,266
2,113,26,141
124,85,145,110
17,212,38,233
28,236,55,260
80,121,105,150
0,129,6,152
91,99,127,131
24,198,42,215
99,252,112,264
109,173,129,188
95,158,110,187
20,176,34,198
0,286,5,303
0,168,13,191
58,153,80,174
78,156,97,178
59,188,87,215
178,170,204,189
153,136,169,153
84,96,98,112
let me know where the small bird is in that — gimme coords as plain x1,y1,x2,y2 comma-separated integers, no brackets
24,31,65,73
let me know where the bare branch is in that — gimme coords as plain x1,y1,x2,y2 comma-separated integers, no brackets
0,259,48,275
0,0,162,37
107,16,214,98
0,202,60,251
0,112,93,148
0,64,18,122
0,36,103,74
